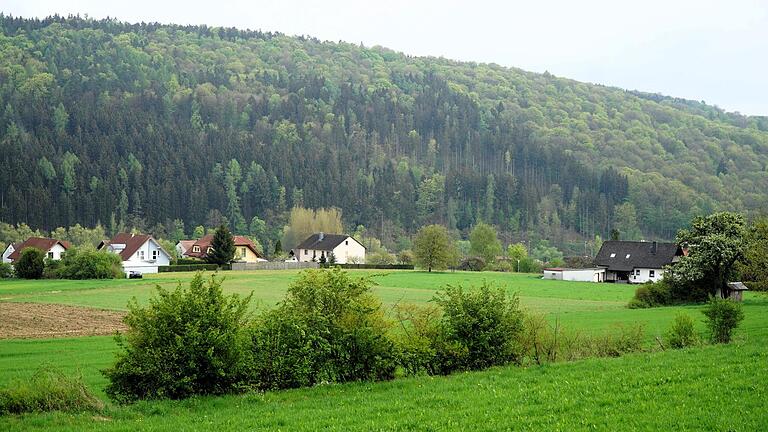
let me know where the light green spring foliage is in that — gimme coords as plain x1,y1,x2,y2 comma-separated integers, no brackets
413,225,458,272
468,222,502,268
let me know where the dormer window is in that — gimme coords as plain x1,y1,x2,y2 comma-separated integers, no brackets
207,247,213,254
193,246,200,253
610,253,616,258
625,254,631,259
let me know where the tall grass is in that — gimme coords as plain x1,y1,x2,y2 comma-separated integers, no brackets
0,368,103,415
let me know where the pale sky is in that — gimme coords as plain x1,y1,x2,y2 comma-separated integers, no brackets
4,0,768,116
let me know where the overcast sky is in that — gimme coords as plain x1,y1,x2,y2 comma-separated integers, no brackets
4,0,768,115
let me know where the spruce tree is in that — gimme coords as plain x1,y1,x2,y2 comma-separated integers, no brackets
207,224,235,265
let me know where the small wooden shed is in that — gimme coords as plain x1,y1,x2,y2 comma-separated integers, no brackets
726,282,749,302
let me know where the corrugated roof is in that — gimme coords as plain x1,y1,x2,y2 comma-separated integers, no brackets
295,233,361,251
594,241,682,272
7,237,70,261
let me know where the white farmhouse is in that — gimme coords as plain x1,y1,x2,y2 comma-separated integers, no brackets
99,233,171,275
292,233,366,264
3,237,71,263
594,241,683,283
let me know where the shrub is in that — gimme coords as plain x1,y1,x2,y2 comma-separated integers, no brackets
0,368,103,415
628,280,673,308
397,250,414,265
14,248,45,279
0,262,13,278
103,273,253,402
249,267,397,389
702,297,744,343
457,256,485,271
367,250,396,265
159,264,221,272
666,313,699,349
58,248,124,279
432,283,525,373
391,303,442,375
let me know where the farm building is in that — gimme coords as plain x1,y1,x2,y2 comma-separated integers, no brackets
98,233,171,275
182,235,265,263
594,240,683,283
291,233,365,264
542,267,606,282
2,237,71,264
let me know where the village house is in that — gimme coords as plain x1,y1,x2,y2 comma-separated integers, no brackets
594,240,683,283
291,233,366,264
181,235,265,263
98,233,171,275
175,240,196,257
2,237,71,264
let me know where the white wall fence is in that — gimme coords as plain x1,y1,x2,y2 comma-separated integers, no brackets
231,262,320,271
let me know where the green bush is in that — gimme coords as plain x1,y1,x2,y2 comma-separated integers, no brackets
666,313,699,349
58,248,124,279
159,264,221,272
702,297,744,344
0,368,103,415
628,280,673,308
14,248,45,279
250,267,397,389
103,273,253,402
457,257,485,271
0,262,13,278
391,303,443,375
432,283,525,373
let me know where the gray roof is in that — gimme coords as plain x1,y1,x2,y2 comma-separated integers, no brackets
594,241,682,272
295,233,363,251
727,282,749,291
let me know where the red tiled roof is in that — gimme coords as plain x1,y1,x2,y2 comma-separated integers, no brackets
103,233,165,261
7,237,71,261
184,234,262,259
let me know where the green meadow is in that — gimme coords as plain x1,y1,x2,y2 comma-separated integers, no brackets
1,270,766,430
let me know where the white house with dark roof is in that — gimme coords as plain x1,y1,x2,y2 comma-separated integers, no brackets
291,233,366,264
594,241,684,283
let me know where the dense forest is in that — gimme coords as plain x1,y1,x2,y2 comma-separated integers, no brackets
1,14,766,255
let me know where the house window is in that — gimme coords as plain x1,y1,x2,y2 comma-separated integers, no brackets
47,251,54,259
649,270,655,278
636,269,640,275
625,254,631,259
305,249,308,256
193,246,200,253
610,253,616,258
241,247,247,258
345,240,348,246
152,250,158,260
140,250,145,260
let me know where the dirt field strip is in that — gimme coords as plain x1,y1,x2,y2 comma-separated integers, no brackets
0,302,127,339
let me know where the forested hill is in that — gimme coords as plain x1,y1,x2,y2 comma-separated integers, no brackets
1,15,767,253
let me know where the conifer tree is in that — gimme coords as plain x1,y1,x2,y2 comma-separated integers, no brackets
207,224,235,265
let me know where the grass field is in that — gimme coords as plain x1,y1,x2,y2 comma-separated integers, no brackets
1,270,766,430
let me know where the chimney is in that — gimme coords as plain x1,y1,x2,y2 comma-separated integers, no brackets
319,232,324,241
651,241,657,254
